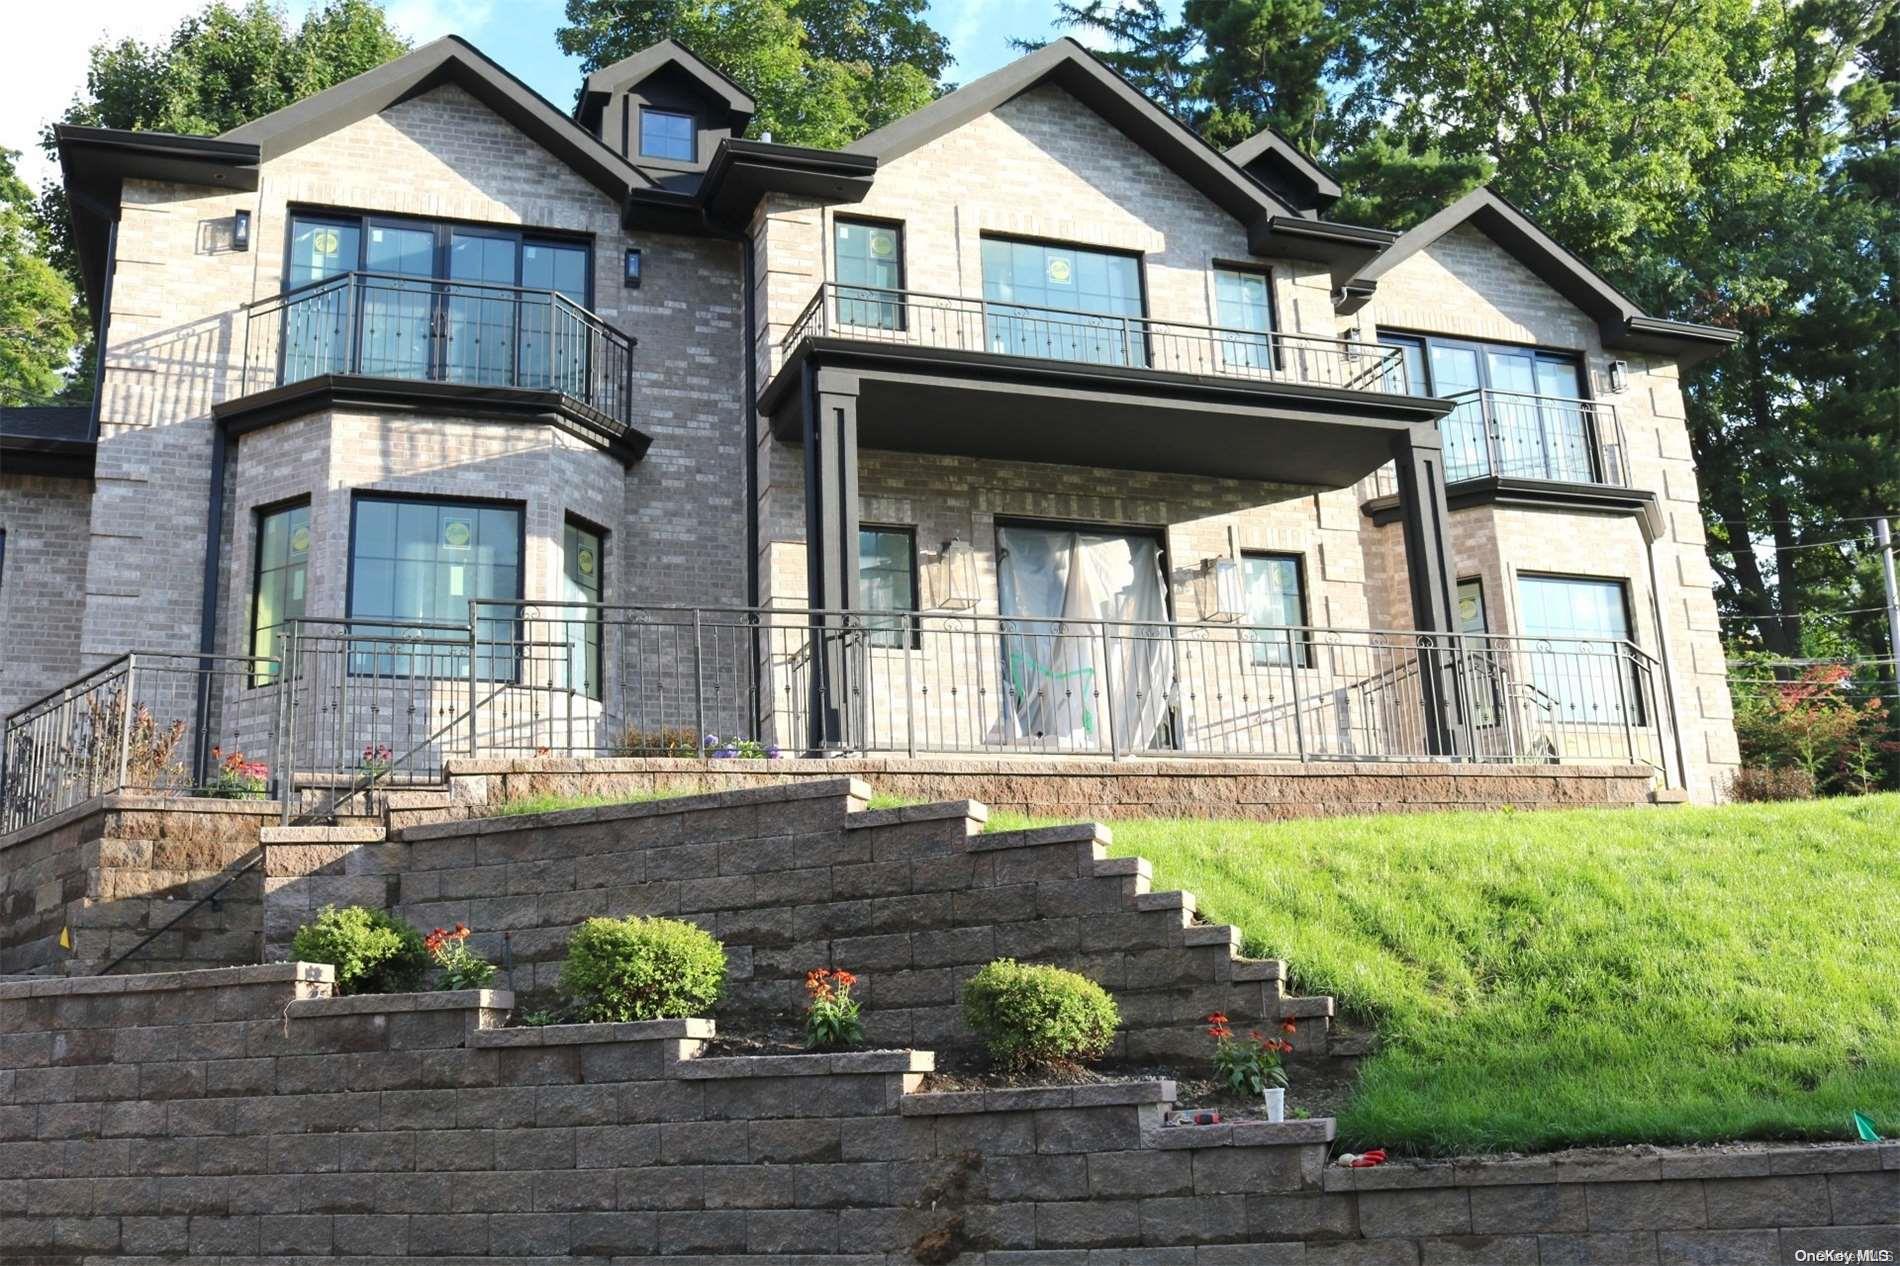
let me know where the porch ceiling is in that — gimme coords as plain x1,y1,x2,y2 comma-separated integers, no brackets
762,340,1452,488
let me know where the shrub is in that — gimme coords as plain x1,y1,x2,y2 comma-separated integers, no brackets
961,959,1118,1072
1726,765,1818,803
290,905,430,995
1731,659,1895,794
804,967,864,1049
611,725,703,757
424,923,497,990
560,916,726,1022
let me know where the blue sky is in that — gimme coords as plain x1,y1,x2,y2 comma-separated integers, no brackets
4,0,1088,190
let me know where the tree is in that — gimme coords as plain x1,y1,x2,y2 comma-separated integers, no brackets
556,0,951,149
31,0,409,394
0,150,80,405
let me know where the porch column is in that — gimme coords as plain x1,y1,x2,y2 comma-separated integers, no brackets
1390,425,1469,757
801,365,861,751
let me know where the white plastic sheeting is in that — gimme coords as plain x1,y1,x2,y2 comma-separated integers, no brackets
994,525,1174,751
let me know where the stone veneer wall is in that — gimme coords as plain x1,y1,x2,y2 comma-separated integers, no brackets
436,756,1655,825
0,796,274,975
0,961,1891,1263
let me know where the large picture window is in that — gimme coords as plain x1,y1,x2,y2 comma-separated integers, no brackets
980,237,1145,366
279,211,590,392
834,219,904,330
1242,552,1309,667
249,502,309,685
859,526,918,649
1516,574,1642,724
348,496,523,679
1378,332,1592,482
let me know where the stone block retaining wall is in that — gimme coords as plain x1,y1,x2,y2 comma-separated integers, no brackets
269,780,1340,1064
0,796,276,975
438,756,1656,828
0,963,1891,1262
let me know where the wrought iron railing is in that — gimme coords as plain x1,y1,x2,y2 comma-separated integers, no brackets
781,282,1408,393
1,607,1677,835
1443,388,1627,485
1,653,280,834
237,271,636,428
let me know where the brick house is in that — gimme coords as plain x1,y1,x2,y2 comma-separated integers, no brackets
0,34,1742,819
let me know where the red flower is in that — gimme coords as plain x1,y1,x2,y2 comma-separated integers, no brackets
1281,1017,1299,1035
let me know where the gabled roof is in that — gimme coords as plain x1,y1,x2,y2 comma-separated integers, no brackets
576,39,755,135
845,38,1390,282
222,36,649,200
1341,187,1739,364
1225,128,1341,215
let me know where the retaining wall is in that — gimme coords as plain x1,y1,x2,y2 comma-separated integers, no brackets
0,796,276,975
268,780,1342,1063
438,755,1657,827
0,963,1891,1263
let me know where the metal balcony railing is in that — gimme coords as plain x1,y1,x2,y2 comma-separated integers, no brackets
238,271,636,429
782,282,1408,393
1442,387,1628,486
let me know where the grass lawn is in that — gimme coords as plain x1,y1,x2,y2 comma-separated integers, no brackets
981,795,1900,1155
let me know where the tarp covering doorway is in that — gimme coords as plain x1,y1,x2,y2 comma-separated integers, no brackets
995,524,1174,751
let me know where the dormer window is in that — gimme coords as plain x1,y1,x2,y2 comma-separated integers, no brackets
639,108,695,161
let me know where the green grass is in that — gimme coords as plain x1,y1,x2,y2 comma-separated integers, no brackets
490,786,705,816
985,795,1900,1155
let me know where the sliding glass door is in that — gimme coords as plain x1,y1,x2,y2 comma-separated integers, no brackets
980,238,1146,367
1380,333,1591,482
359,222,436,380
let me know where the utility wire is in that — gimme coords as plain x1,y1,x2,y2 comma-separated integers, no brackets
1718,606,1890,619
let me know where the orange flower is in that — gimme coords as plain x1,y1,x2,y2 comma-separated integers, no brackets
1281,1017,1299,1035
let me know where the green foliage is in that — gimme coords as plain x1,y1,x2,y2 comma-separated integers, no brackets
557,0,950,148
0,150,80,404
291,905,430,995
1730,657,1893,795
424,924,498,991
984,798,1900,1153
961,959,1119,1072
1206,1012,1292,1098
803,966,864,1049
559,916,727,1022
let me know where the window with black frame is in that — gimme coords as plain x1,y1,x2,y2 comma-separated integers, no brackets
859,526,918,649
834,219,904,330
1516,574,1643,725
1242,553,1309,667
562,519,604,700
1377,332,1592,482
347,496,523,681
639,109,695,161
278,213,589,396
1213,268,1275,372
979,237,1145,367
249,502,310,685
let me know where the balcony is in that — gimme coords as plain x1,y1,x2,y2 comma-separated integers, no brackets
1442,388,1628,486
228,272,641,452
783,282,1408,393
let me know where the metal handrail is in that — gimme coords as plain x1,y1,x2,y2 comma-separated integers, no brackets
1443,387,1628,486
781,281,1408,393
237,270,637,427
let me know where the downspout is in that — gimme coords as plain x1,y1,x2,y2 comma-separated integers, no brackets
742,235,761,735
85,220,118,441
1642,518,1691,796
191,422,230,786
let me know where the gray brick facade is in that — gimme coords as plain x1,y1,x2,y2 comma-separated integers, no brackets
10,37,1740,803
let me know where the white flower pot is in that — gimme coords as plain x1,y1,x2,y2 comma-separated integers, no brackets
1263,1087,1285,1123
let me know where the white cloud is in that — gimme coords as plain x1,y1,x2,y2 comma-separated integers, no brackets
383,0,497,45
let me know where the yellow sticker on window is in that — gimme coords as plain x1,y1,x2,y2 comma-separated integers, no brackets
869,232,895,258
577,547,596,576
443,518,472,549
314,229,340,255
289,525,310,554
1046,256,1073,284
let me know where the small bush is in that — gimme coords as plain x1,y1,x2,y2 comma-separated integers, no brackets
611,725,703,757
560,916,726,1022
961,959,1119,1072
290,905,430,995
1727,765,1818,803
